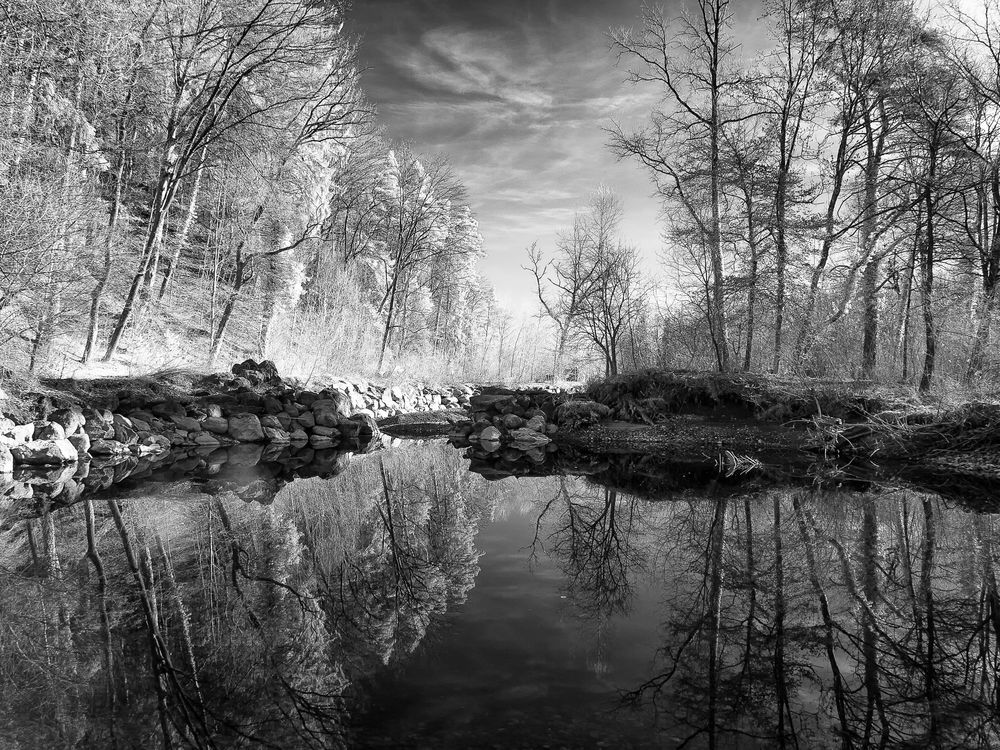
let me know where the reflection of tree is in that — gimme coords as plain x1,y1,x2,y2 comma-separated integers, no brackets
326,453,482,672
531,480,646,619
622,489,1000,749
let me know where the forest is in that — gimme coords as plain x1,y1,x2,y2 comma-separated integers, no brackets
3,0,1000,392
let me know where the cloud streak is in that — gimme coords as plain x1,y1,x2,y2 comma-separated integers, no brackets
350,0,669,306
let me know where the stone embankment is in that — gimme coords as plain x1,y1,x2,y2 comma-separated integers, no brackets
451,389,564,454
0,359,475,475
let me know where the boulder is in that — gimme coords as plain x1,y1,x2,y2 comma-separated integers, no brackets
313,406,340,428
352,412,380,438
67,431,91,456
260,415,284,430
502,414,525,430
525,415,546,433
263,426,291,444
202,416,230,435
5,422,33,442
479,426,502,443
289,429,309,443
314,392,352,417
11,439,78,465
228,413,265,442
89,439,130,457
151,400,186,418
112,414,139,445
262,395,283,414
335,418,361,438
83,409,114,439
49,407,85,436
170,415,202,432
205,403,224,418
33,421,66,441
298,390,319,407
232,358,280,385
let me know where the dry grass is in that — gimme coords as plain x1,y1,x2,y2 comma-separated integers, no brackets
583,369,922,424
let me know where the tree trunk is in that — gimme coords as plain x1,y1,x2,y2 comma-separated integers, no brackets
860,259,879,378
919,183,936,394
159,146,208,299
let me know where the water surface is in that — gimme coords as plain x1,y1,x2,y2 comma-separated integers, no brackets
1,440,997,749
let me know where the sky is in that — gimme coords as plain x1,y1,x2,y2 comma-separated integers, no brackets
349,0,671,310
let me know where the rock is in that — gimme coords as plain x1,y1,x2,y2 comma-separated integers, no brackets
479,426,502,442
262,395,283,414
228,413,265,442
509,428,551,449
7,423,34,442
0,445,12,473
315,392,352,417
33,421,65,441
470,394,517,413
298,390,319,407
151,400,186,418
89,439,130,457
502,414,525,430
263,426,291,444
11,439,78,465
0,416,14,435
49,407,85,436
83,409,114,439
230,376,252,391
311,425,339,437
313,406,340,428
112,414,139,445
194,432,222,446
289,429,309,442
352,412,380,438
67,432,91,456
143,435,172,452
336,418,361,438
170,415,202,432
205,403,224,418
295,410,316,429
232,358,280,384
260,415,284,430
202,416,230,434
525,415,546,433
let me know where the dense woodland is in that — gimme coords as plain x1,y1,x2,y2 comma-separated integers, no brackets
3,0,1000,390
0,0,518,381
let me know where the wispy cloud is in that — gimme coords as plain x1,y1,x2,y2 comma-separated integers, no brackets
350,0,670,304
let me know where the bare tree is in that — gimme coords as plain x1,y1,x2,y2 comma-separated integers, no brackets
610,0,741,372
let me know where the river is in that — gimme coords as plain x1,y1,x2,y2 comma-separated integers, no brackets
1,439,997,748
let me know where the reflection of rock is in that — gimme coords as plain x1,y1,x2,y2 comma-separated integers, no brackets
509,428,551,450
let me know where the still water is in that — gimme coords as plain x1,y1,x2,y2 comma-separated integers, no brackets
1,440,997,749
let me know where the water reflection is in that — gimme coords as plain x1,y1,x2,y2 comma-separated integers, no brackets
1,441,998,748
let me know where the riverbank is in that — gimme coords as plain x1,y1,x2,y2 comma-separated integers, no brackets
0,359,476,473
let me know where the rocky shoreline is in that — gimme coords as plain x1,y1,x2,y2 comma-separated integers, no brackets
0,360,480,475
